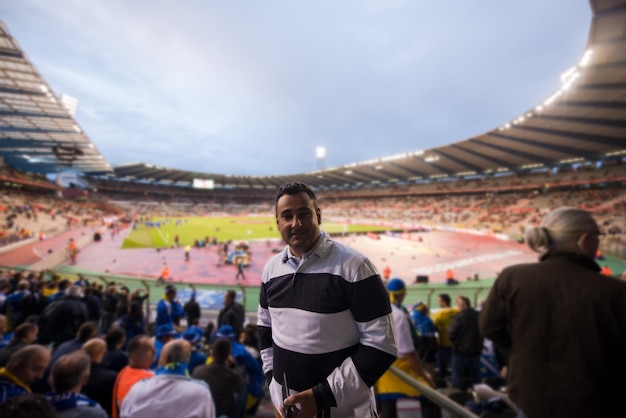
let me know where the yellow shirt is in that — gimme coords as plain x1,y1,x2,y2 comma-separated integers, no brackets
431,307,459,347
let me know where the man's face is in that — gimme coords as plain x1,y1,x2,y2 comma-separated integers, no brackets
19,351,50,385
276,192,322,258
438,297,446,308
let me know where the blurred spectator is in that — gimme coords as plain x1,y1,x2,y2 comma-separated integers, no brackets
192,338,244,418
21,281,49,319
102,327,128,372
0,393,55,418
410,302,438,379
46,351,107,418
448,295,484,391
152,323,176,369
101,284,119,334
2,280,30,331
82,287,101,323
116,301,144,351
217,290,244,339
431,293,459,380
0,345,50,402
48,279,71,303
37,286,89,349
37,322,99,394
183,294,201,326
480,207,626,417
240,323,260,362
0,323,38,367
120,340,216,418
156,285,185,332
112,336,154,418
182,327,207,374
115,287,131,318
74,274,89,288
375,278,438,418
214,324,263,416
82,338,117,417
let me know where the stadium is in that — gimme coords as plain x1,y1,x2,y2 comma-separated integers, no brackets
0,1,625,417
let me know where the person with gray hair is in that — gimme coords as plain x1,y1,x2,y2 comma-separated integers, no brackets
479,207,626,418
120,339,216,418
45,351,108,418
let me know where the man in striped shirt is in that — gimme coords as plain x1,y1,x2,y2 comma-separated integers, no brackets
258,182,397,418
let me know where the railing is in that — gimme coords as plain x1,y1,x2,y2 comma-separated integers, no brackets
389,366,480,418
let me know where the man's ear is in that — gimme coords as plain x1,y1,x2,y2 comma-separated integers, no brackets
82,371,90,386
316,207,322,225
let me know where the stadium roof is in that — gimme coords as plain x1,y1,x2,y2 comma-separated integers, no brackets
111,0,626,189
0,21,112,174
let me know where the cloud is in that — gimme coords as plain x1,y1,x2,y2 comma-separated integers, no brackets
0,0,591,175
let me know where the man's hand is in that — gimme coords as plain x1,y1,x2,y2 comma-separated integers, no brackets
282,389,318,418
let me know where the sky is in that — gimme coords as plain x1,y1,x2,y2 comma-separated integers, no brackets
0,0,591,176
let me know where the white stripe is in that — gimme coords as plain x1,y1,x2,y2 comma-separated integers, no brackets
271,307,360,354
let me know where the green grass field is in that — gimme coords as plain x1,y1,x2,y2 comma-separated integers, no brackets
122,216,394,249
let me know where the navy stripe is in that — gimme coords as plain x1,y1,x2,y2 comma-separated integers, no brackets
258,325,272,351
350,274,392,322
352,344,397,387
273,343,359,392
264,272,391,321
259,283,268,309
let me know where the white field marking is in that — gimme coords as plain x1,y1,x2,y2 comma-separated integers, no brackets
410,250,524,275
156,227,171,246
33,246,45,259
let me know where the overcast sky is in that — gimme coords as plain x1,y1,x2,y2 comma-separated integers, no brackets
1,1,591,176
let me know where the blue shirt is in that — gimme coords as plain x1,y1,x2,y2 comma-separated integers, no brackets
156,298,185,327
410,309,437,337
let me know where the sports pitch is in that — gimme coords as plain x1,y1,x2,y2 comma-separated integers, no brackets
122,216,393,249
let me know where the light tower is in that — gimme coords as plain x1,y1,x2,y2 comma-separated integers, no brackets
316,146,326,170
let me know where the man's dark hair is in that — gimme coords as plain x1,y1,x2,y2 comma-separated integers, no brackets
211,338,231,364
57,279,71,291
14,323,37,341
226,289,237,300
76,321,98,342
0,393,55,418
275,182,317,212
439,293,451,306
459,296,471,308
105,327,126,348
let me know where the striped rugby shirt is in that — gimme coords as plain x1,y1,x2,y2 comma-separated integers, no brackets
258,232,397,417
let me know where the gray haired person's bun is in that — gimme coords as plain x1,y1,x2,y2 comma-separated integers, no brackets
525,207,598,255
525,226,551,254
